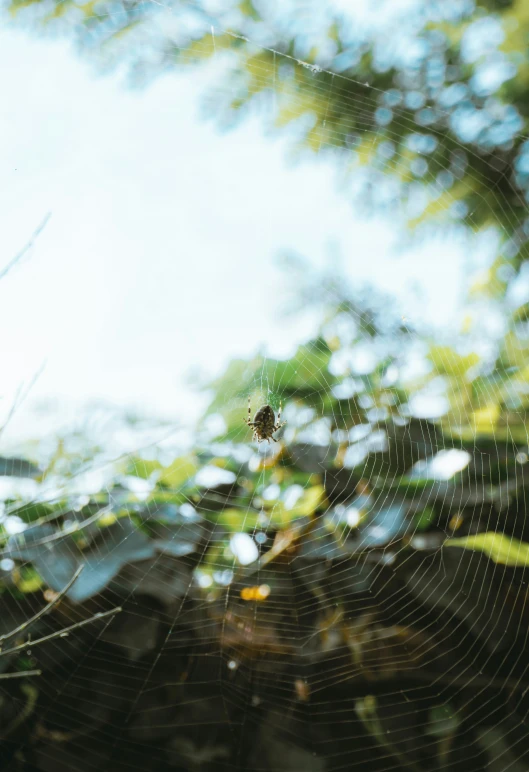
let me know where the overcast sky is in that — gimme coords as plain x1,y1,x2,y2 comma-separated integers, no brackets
0,23,472,451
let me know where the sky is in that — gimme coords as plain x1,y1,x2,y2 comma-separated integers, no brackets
0,22,470,452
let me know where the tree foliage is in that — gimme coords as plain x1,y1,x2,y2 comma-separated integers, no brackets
1,268,529,769
6,0,529,279
4,1,529,770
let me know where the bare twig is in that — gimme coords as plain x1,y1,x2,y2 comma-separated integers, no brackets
0,669,42,680
0,213,51,282
0,564,85,645
0,606,121,660
0,506,112,558
0,564,121,680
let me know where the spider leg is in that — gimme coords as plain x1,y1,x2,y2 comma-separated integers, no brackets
245,398,252,428
277,401,282,424
272,437,278,442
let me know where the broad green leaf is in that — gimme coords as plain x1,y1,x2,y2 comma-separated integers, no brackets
445,532,529,567
215,507,260,532
214,486,325,532
160,455,198,488
98,512,118,527
428,345,479,377
512,302,529,323
263,484,326,527
471,404,500,433
13,565,43,593
289,484,326,517
185,31,233,63
13,503,55,523
239,0,260,21
147,490,193,506
128,458,162,480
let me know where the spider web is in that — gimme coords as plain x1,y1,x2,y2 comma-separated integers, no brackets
2,4,529,772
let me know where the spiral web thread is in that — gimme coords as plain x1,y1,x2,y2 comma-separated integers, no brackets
3,5,529,772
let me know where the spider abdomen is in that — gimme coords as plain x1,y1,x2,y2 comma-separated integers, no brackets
252,405,275,426
245,398,285,443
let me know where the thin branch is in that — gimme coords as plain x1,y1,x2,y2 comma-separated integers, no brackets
0,565,121,682
0,606,121,659
0,506,112,557
0,564,85,645
0,357,47,445
0,669,42,680
0,213,51,282
0,216,50,442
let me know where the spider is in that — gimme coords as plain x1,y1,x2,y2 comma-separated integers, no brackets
244,397,286,444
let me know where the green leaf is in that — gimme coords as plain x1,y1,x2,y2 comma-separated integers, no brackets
0,457,40,478
160,455,198,488
415,506,436,531
147,490,192,506
328,21,340,43
445,532,529,567
13,503,56,523
214,507,260,532
288,484,326,517
127,458,162,480
425,704,460,737
428,345,479,377
213,485,325,532
13,565,43,593
470,404,500,434
512,302,529,323
238,0,260,21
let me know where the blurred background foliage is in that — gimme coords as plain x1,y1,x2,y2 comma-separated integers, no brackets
4,0,529,771
7,0,529,280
